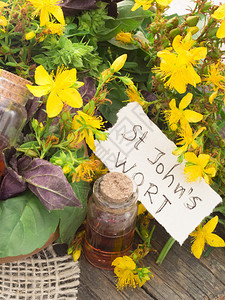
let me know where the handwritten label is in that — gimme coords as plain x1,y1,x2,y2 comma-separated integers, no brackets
94,103,222,245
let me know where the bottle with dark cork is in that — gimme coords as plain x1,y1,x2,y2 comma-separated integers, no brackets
84,172,138,270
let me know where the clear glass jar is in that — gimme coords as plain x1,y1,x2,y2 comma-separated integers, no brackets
83,172,138,270
0,70,32,176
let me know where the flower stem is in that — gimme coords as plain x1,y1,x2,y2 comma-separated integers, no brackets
156,237,175,265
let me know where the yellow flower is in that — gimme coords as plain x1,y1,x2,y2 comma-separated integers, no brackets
29,0,65,27
184,152,216,184
126,85,150,111
71,111,106,151
154,33,207,93
43,21,65,35
115,32,132,44
72,154,108,183
0,15,7,27
138,203,147,215
165,93,203,131
26,65,83,118
0,1,7,14
173,126,206,156
190,216,225,259
25,31,36,40
111,54,127,72
112,256,149,290
204,61,225,104
212,3,225,38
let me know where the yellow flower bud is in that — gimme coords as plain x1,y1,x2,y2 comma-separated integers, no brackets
111,54,127,72
63,165,72,174
186,26,199,35
73,245,81,262
25,31,36,40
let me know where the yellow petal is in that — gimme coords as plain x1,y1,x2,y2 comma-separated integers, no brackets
0,1,8,8
131,3,141,11
212,4,225,20
205,167,216,177
137,203,147,215
55,68,77,90
203,216,218,234
0,16,7,27
205,233,225,247
191,140,198,149
40,6,49,26
184,152,198,164
156,0,172,6
217,19,225,39
168,71,187,94
191,235,205,259
183,110,203,122
179,93,193,110
35,65,53,86
57,88,83,108
85,131,95,151
190,47,207,61
209,91,218,104
184,164,202,182
46,92,63,118
50,5,65,25
172,145,187,156
193,127,206,139
172,35,182,53
198,153,210,168
169,98,177,109
26,84,51,97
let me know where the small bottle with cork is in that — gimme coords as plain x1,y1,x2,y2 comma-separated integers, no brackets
84,172,138,270
0,69,32,176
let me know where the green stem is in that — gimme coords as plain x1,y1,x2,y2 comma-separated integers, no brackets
146,225,155,247
156,237,175,265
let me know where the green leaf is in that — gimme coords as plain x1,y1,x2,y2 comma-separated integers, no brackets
99,81,128,124
0,191,59,258
57,180,90,244
98,0,153,41
213,205,225,216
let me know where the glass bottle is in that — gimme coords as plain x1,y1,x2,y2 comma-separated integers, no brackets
0,70,32,175
83,172,138,270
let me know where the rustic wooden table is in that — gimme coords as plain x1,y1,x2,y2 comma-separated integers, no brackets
77,220,225,300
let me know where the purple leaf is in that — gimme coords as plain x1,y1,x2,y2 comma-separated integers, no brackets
18,157,82,210
0,170,27,200
25,97,42,124
79,77,96,104
0,149,27,200
61,0,122,17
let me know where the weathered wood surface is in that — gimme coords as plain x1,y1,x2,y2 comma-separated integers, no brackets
78,220,225,300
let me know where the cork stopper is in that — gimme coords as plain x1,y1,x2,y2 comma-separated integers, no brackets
99,172,133,204
0,69,32,87
0,69,32,104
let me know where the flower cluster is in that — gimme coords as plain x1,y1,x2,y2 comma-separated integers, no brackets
0,0,225,292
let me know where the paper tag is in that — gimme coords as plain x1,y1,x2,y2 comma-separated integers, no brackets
94,103,222,245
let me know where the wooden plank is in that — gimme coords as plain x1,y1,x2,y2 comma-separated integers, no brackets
77,221,225,299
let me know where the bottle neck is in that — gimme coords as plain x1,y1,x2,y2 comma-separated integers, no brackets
92,175,138,212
